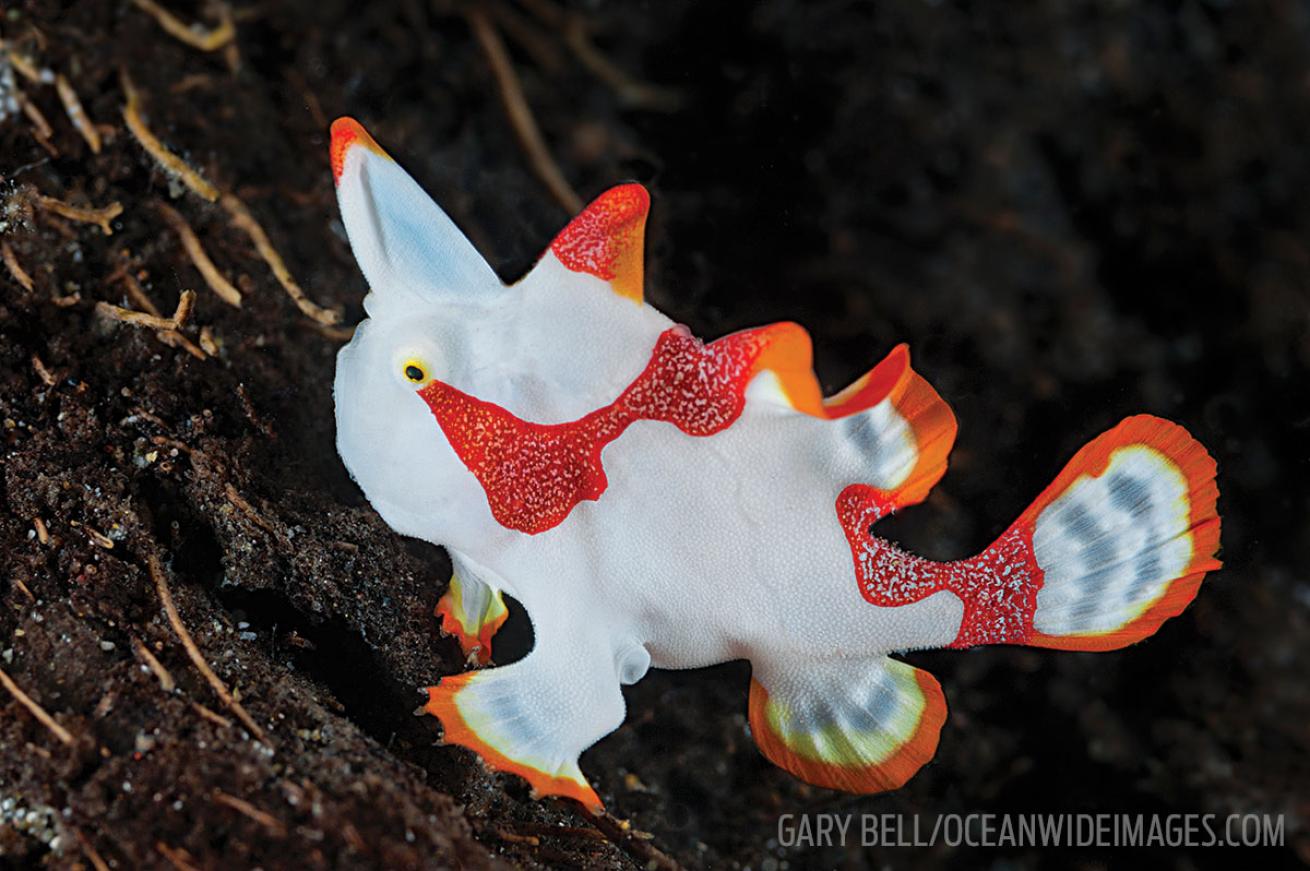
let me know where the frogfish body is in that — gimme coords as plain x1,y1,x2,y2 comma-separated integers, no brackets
329,118,1222,812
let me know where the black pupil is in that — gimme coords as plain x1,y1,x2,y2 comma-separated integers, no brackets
405,365,424,382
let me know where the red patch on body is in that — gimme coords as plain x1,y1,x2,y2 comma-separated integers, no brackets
419,326,780,534
836,485,1044,647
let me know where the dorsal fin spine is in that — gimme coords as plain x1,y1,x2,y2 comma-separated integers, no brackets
548,183,650,303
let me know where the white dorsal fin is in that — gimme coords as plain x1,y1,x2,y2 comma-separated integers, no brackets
331,117,502,311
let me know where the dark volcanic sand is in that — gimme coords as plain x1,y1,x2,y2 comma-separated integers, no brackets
0,1,1306,868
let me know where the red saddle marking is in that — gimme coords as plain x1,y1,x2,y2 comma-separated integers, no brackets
835,484,1045,647
419,326,780,534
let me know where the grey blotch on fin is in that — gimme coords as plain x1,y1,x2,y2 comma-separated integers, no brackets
1107,472,1153,519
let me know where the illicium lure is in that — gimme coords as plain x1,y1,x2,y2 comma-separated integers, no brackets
329,118,1222,812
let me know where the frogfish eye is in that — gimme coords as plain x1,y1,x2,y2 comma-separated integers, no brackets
403,361,428,384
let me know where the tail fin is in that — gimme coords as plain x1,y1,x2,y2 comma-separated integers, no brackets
844,415,1221,650
1017,415,1221,650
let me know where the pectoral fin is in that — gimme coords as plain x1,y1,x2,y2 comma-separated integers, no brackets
424,625,627,813
435,567,509,666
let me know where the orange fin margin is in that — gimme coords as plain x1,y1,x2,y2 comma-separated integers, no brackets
434,574,508,666
878,346,959,509
1021,414,1221,651
425,676,604,813
748,663,947,793
1026,572,1211,652
746,329,957,507
747,321,826,416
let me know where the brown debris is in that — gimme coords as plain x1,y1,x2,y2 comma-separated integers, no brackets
308,320,356,342
121,71,220,202
35,194,123,235
594,812,683,871
55,73,103,153
212,790,288,837
71,519,116,550
563,22,682,112
147,554,270,743
491,2,565,75
128,404,172,432
155,841,201,871
16,90,54,139
132,0,236,53
514,821,607,842
72,828,112,871
341,822,367,854
221,36,242,75
518,0,681,111
237,382,275,437
154,331,208,361
0,666,76,747
156,201,242,307
3,46,49,85
30,354,56,387
119,272,163,316
198,325,220,356
2,241,35,291
466,6,583,213
32,516,49,545
169,73,214,95
191,701,234,729
221,193,339,324
130,635,177,692
225,483,278,535
149,433,193,456
111,274,208,361
285,68,327,131
96,288,196,332
492,828,541,846
16,90,58,157
92,691,116,719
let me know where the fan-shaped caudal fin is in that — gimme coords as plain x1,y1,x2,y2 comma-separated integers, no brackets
424,630,626,814
748,331,958,510
435,567,508,666
748,656,946,793
1019,415,1221,650
329,117,503,311
520,183,650,303
842,414,1221,650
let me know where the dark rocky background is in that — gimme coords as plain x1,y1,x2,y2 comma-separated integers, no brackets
0,0,1305,868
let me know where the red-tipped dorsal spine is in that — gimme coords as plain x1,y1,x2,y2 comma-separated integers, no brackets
329,116,389,186
549,183,650,302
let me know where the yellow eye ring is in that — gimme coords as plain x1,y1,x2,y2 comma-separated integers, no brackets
402,360,429,384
